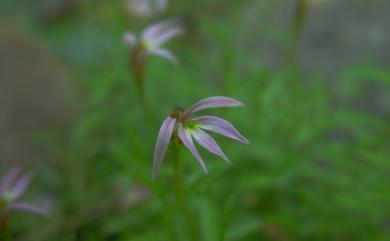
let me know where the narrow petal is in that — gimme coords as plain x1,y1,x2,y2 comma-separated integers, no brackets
193,116,250,144
152,116,176,179
123,32,137,47
184,96,243,116
153,27,184,46
178,124,208,175
191,128,229,163
150,47,178,65
0,168,20,194
141,20,173,42
9,202,49,217
10,173,33,200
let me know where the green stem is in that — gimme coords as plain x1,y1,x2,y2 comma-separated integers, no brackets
172,147,197,241
137,88,153,124
130,47,154,125
287,0,308,69
0,212,10,241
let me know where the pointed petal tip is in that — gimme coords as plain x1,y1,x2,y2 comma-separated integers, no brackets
191,128,230,164
9,203,50,218
11,172,33,199
186,96,245,115
178,124,209,174
1,168,20,191
241,137,250,144
194,116,250,145
152,116,176,180
150,48,179,66
223,156,231,163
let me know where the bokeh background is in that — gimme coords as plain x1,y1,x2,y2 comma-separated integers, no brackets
1,0,389,240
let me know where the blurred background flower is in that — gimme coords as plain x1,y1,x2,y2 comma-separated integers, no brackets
0,168,48,217
124,0,169,18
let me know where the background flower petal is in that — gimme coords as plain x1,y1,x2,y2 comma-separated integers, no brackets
9,202,49,217
191,128,229,163
153,26,184,46
123,32,137,47
150,48,178,65
0,168,20,194
178,124,208,175
194,116,250,144
141,21,166,41
10,172,33,200
141,20,175,43
152,116,176,179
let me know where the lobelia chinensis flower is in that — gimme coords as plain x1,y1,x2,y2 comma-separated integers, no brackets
123,20,184,97
152,96,250,178
0,168,49,217
124,19,184,80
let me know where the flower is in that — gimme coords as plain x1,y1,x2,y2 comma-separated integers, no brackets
152,96,250,178
124,0,168,19
123,19,184,66
0,168,49,217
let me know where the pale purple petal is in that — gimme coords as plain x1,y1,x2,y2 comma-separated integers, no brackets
150,47,178,65
153,26,184,46
142,20,183,48
10,173,32,200
0,168,20,194
9,202,49,217
191,128,229,163
193,116,250,144
123,32,137,47
141,20,173,42
178,124,208,175
152,116,176,179
184,96,243,116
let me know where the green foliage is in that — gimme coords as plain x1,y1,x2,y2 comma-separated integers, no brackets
1,0,389,241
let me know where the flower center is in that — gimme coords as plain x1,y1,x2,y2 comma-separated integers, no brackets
170,105,184,119
183,121,199,130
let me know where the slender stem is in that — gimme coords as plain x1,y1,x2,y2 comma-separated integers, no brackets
287,0,308,69
172,147,197,241
129,51,154,126
0,212,10,241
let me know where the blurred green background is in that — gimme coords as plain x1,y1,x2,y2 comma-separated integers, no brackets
0,0,389,240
